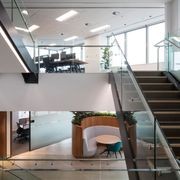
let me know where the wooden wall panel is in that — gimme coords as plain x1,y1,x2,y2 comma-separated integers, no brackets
0,112,7,158
72,116,120,158
81,116,119,129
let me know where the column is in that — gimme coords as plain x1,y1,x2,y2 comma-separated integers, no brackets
84,35,106,73
165,0,180,36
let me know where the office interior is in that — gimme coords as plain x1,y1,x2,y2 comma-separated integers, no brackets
0,0,180,180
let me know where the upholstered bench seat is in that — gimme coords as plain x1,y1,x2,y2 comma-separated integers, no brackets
83,125,120,157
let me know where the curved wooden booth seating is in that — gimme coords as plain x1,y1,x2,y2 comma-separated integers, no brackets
72,116,120,158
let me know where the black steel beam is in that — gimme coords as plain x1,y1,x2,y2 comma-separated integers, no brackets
22,73,39,84
109,72,139,180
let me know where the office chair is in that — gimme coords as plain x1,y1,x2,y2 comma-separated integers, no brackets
106,141,123,158
14,122,29,143
43,56,55,73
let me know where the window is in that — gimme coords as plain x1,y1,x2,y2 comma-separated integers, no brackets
127,28,146,65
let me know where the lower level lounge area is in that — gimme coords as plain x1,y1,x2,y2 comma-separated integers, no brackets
7,138,128,180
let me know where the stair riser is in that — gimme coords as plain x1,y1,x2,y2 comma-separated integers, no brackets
134,71,164,76
145,93,180,99
149,102,180,110
140,85,175,91
163,129,180,137
137,78,168,83
168,139,180,144
171,147,180,156
155,114,180,122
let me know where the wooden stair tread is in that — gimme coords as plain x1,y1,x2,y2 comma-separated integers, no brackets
170,144,180,147
144,90,180,93
140,83,173,85
148,100,180,102
167,137,180,139
161,125,180,129
154,111,180,115
136,76,167,78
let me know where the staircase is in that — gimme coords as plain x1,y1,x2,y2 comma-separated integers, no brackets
134,71,180,159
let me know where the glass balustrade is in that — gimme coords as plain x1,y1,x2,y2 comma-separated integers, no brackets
1,0,36,61
111,35,180,180
34,45,113,73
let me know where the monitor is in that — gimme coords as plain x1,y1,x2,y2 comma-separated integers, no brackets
61,52,66,60
66,53,76,60
51,53,59,60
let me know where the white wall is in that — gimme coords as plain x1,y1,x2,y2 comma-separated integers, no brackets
0,73,115,111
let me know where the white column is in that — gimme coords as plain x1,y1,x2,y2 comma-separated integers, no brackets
165,0,180,36
84,36,107,73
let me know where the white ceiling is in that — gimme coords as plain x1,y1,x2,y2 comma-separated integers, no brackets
13,0,167,45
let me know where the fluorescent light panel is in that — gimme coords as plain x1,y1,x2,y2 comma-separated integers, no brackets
64,36,78,41
56,10,78,22
0,26,29,72
90,25,111,33
49,43,56,46
15,25,39,32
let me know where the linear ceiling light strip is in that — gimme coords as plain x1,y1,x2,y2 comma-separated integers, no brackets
0,26,29,72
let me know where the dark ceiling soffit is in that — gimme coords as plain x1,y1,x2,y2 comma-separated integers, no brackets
0,1,38,73
22,73,39,84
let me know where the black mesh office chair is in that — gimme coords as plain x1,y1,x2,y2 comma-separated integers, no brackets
14,122,29,143
43,56,55,73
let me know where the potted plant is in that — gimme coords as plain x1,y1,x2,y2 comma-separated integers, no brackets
123,111,137,157
101,47,112,70
72,111,116,125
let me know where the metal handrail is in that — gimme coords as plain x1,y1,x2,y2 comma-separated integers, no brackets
154,38,180,49
154,38,180,71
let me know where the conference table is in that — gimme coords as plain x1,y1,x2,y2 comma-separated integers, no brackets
96,135,121,155
37,59,87,73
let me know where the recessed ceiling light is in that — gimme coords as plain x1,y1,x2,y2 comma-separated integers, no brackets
112,11,120,15
90,25,111,33
56,10,78,22
64,36,78,41
15,25,39,32
22,10,28,15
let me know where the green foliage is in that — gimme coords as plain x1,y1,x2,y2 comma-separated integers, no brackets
101,47,111,69
123,111,137,125
72,111,116,125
